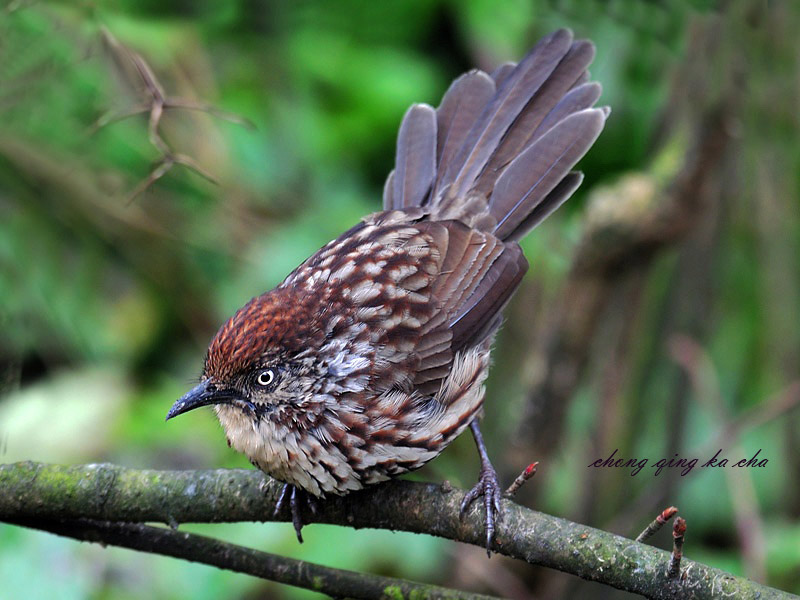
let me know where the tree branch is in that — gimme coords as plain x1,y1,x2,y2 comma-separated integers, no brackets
0,462,792,600
7,516,496,600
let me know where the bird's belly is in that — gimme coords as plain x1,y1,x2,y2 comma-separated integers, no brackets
213,347,489,496
214,404,364,497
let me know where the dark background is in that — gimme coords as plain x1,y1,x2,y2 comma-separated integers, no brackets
1,0,799,598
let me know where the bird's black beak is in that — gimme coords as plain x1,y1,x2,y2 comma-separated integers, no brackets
166,379,228,421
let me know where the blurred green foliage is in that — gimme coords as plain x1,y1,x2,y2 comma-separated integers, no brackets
1,1,799,598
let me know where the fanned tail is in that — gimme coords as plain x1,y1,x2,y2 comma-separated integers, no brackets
383,28,608,242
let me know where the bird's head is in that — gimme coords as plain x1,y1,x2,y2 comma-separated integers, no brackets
166,290,325,423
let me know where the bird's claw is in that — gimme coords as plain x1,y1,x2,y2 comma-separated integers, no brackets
272,483,303,544
460,464,503,556
272,481,289,513
272,483,310,543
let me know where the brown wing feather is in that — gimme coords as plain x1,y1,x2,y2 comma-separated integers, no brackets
314,217,524,396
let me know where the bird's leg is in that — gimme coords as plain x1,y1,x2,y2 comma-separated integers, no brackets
272,483,307,543
460,419,503,556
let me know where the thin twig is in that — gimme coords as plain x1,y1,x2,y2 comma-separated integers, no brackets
98,27,250,200
504,462,538,497
636,506,678,543
668,517,686,578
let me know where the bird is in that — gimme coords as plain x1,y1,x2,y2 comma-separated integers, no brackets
167,28,608,553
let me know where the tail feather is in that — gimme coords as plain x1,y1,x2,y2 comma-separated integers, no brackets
382,168,395,209
439,28,574,203
472,40,596,198
390,103,437,210
503,171,583,242
533,81,602,142
489,61,516,87
491,107,606,239
384,28,607,243
434,71,496,197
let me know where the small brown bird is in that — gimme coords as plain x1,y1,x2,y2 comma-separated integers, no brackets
167,28,607,552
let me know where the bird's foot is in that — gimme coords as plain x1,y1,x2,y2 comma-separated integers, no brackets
460,462,503,556
273,483,317,543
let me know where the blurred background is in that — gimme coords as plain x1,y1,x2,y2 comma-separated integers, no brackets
1,0,799,598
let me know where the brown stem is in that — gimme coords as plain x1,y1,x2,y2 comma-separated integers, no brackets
668,517,687,579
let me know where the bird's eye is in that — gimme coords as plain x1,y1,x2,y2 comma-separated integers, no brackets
256,369,276,387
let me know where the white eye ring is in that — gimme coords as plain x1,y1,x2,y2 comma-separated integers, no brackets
256,369,275,386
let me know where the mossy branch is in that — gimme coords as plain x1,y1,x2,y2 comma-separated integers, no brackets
0,462,793,600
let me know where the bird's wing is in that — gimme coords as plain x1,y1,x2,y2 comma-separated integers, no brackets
283,213,523,397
